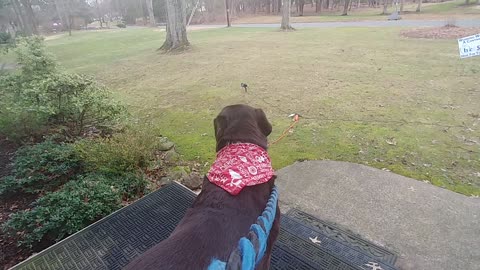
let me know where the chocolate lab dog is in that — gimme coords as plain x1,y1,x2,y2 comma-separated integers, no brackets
125,104,280,270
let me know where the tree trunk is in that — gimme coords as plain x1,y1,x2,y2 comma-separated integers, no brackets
54,0,67,31
299,0,305,15
187,0,200,26
357,0,360,8
399,0,404,13
95,0,103,28
11,0,26,34
266,0,271,13
161,0,189,51
315,0,322,12
342,0,350,15
146,0,156,26
415,0,422,12
281,0,293,30
382,0,388,14
19,0,38,35
60,0,73,35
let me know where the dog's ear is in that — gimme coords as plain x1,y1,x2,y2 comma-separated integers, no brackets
255,108,272,137
214,115,228,141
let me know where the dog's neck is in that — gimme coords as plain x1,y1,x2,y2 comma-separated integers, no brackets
216,133,268,152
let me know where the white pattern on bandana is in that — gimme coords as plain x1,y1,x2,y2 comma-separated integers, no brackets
207,143,275,195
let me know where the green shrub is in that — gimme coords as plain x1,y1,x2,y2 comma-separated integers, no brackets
82,172,149,200
0,36,125,140
116,23,126,28
3,178,121,247
0,140,82,194
0,176,20,195
0,32,12,44
74,129,162,175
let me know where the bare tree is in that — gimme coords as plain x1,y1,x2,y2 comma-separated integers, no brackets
298,0,305,16
280,0,293,30
399,0,403,13
415,0,422,12
342,0,350,15
315,0,322,12
18,0,38,35
54,0,72,35
10,0,26,33
145,0,155,26
381,0,388,14
161,0,189,51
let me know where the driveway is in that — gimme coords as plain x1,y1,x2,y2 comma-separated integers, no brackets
196,19,480,29
276,161,480,270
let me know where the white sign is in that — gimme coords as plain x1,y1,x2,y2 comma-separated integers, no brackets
458,34,480,59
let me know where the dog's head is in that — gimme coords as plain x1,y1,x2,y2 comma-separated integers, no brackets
214,104,272,152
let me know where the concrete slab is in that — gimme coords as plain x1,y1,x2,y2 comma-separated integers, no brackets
276,161,480,270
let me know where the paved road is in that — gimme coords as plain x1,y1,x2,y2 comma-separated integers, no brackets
194,19,480,29
276,161,480,270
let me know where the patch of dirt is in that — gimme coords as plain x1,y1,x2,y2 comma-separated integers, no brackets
401,26,480,39
0,136,17,178
0,136,35,269
0,193,39,270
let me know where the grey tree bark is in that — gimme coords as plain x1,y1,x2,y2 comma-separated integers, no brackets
146,0,156,26
298,0,305,16
10,0,26,34
315,0,323,12
399,0,404,13
415,0,422,12
280,0,293,30
381,0,388,14
19,0,38,35
54,0,72,35
161,0,189,51
342,0,351,15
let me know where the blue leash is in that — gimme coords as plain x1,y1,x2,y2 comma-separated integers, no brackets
208,186,279,270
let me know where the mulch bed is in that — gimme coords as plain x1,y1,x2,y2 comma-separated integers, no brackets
0,136,35,269
401,26,480,39
0,136,17,179
0,193,39,270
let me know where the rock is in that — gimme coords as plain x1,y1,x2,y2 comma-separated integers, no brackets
388,11,401,21
168,166,190,180
182,173,203,190
158,137,175,151
158,177,172,187
164,149,180,162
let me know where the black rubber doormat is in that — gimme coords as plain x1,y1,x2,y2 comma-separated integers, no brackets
11,183,398,270
11,182,196,270
281,209,398,270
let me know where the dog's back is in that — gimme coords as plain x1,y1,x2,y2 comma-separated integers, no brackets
125,178,276,270
125,105,280,269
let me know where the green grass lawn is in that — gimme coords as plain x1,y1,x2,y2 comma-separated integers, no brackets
2,27,479,196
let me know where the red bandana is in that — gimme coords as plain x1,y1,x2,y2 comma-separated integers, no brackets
207,143,275,195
